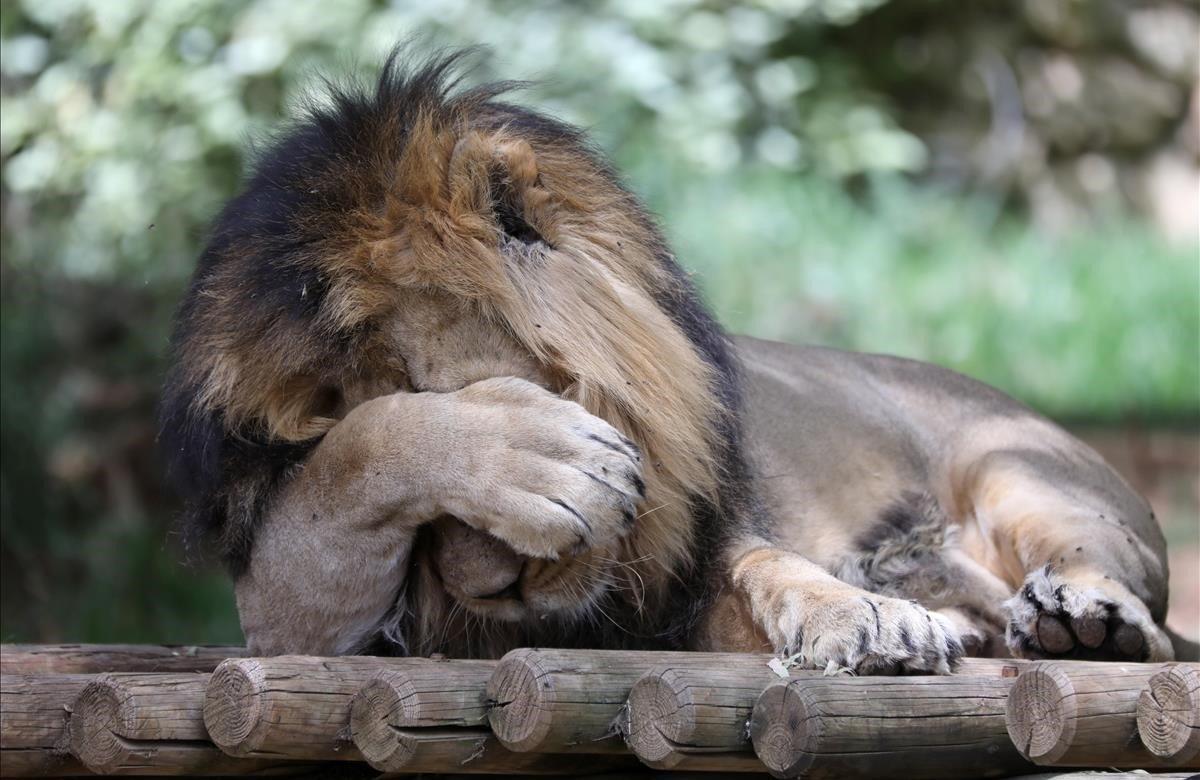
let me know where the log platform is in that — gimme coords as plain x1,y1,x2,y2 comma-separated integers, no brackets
0,643,1195,777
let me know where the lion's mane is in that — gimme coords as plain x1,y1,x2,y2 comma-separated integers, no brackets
159,49,759,653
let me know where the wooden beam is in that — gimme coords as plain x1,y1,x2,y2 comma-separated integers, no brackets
0,674,91,777
1005,661,1178,768
348,659,493,770
750,673,1030,779
0,644,243,676
1136,663,1200,768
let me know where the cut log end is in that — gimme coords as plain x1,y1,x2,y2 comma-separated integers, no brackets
349,672,418,771
1005,665,1075,764
1136,664,1200,766
749,681,819,779
624,671,694,766
486,649,553,752
202,658,266,756
69,677,131,774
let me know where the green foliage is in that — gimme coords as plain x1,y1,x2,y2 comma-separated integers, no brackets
3,0,1195,420
646,165,1199,420
0,0,925,291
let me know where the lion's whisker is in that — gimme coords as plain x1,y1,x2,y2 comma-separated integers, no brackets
636,503,672,520
591,556,649,610
598,553,656,566
580,561,646,614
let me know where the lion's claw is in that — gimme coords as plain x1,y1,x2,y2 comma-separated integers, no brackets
772,591,963,675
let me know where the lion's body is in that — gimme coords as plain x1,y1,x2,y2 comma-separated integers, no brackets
161,51,1176,670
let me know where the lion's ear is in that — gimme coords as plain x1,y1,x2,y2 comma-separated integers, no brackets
448,133,549,247
488,156,544,245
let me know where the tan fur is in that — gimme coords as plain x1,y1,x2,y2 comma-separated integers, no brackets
238,375,649,654
715,543,961,672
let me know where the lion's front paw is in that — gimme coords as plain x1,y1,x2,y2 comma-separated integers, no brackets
440,377,645,559
771,590,963,675
1004,566,1172,661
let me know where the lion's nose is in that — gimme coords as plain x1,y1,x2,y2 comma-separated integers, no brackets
474,578,524,602
430,516,526,601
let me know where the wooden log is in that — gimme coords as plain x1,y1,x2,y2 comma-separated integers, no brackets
750,674,1030,779
616,655,1017,772
487,649,747,754
1005,661,1175,768
487,650,1022,759
0,674,91,777
348,659,494,770
202,655,409,761
350,662,627,774
621,655,779,772
1136,663,1200,767
0,644,243,675
68,672,306,775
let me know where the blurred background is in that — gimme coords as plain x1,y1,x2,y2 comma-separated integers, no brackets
1,0,1196,645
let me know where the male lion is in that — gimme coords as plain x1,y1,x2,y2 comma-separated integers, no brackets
160,51,1178,672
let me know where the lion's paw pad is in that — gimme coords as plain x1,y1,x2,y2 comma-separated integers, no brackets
1004,566,1164,661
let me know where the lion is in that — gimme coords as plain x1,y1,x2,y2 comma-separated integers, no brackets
159,50,1181,672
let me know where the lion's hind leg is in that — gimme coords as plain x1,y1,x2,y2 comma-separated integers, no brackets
962,449,1172,662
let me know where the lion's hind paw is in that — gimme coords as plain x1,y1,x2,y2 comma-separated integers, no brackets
1004,566,1171,661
